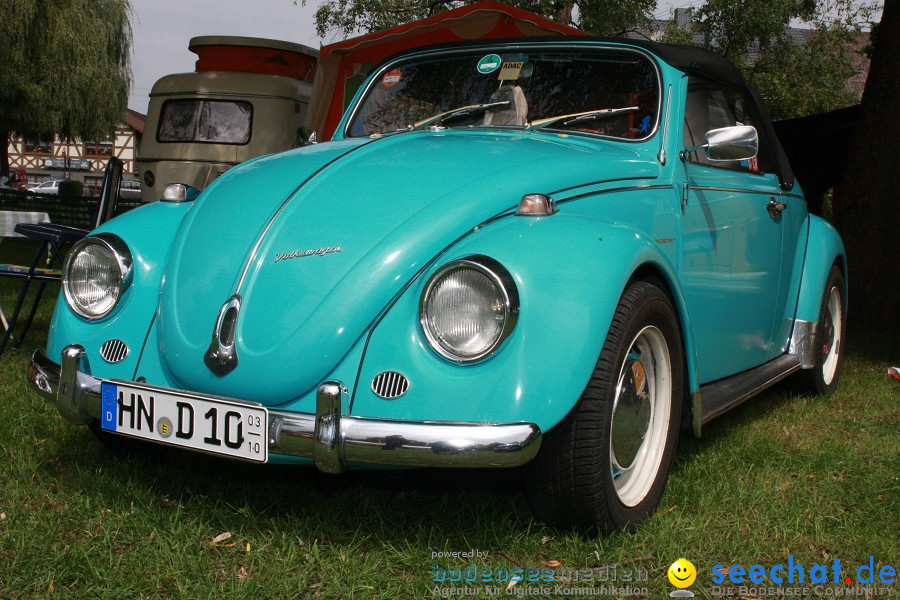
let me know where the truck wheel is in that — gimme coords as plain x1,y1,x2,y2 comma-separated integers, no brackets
527,281,683,531
797,266,846,395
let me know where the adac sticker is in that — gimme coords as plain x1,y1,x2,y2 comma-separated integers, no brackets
497,61,524,80
381,68,402,87
476,54,502,74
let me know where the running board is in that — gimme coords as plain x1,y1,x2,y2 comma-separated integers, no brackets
694,354,802,435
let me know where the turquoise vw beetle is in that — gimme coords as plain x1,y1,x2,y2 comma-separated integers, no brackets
29,37,846,531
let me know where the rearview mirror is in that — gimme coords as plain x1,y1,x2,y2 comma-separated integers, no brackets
704,125,758,161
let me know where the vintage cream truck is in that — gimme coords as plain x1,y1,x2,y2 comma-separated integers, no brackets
138,36,318,202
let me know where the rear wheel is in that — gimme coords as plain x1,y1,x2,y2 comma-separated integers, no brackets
797,266,846,395
527,281,683,531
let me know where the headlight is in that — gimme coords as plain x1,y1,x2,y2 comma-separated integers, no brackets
63,234,133,320
420,255,519,363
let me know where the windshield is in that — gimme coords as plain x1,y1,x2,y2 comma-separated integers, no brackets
346,47,659,140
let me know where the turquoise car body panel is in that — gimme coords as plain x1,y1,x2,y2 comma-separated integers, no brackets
794,215,847,322
352,210,690,432
46,201,193,377
774,195,811,351
41,38,847,447
155,128,658,406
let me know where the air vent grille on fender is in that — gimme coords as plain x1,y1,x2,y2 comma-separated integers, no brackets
371,371,409,399
99,339,129,363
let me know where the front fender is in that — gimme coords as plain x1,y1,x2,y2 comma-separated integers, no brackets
349,213,689,433
46,201,194,378
795,215,847,323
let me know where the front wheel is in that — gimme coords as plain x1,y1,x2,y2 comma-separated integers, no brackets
527,281,684,531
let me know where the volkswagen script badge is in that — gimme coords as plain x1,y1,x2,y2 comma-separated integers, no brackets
274,246,342,263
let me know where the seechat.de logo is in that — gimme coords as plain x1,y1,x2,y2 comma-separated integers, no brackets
711,555,896,594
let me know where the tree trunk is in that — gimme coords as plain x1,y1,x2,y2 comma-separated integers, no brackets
838,1,900,327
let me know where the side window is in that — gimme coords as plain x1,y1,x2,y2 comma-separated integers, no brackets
683,77,768,174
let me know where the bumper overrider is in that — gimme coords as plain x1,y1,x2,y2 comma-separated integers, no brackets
29,345,542,472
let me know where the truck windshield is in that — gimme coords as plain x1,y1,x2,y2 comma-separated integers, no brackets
158,100,253,144
346,47,659,140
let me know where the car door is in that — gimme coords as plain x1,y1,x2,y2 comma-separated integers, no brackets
678,77,788,383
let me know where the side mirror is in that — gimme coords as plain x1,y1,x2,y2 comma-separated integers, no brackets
297,127,318,147
703,125,758,161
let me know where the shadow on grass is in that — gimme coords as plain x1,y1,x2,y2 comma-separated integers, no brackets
669,319,898,469
19,296,891,549
35,381,809,548
40,427,537,550
30,354,849,549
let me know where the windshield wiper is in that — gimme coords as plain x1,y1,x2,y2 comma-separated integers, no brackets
530,106,640,131
411,101,511,130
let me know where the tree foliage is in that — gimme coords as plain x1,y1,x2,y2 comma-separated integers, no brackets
694,0,816,65
661,0,879,119
306,0,876,120
749,28,861,118
0,0,132,174
303,0,654,39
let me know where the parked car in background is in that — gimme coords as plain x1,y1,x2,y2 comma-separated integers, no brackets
28,179,63,195
29,37,847,532
118,180,141,200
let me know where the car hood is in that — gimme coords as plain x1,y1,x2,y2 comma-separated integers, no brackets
157,129,658,404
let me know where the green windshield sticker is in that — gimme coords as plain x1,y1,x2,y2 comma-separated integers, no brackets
477,54,502,74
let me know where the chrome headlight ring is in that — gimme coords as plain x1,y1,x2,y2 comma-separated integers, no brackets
419,255,519,363
63,233,133,321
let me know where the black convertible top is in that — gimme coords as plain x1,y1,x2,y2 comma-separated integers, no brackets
588,36,748,89
384,35,748,90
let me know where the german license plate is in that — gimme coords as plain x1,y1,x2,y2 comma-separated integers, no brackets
99,380,268,462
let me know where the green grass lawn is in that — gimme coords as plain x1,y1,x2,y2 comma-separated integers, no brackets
0,239,896,599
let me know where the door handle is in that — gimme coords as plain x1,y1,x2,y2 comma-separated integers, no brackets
766,197,787,219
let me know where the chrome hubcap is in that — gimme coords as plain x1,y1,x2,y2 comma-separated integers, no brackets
610,326,672,507
611,359,652,469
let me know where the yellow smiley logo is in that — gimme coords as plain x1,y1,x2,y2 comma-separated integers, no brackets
668,558,697,588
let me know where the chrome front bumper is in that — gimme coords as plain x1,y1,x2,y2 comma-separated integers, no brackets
29,345,542,472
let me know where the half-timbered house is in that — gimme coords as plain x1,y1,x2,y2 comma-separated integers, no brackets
6,109,145,195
